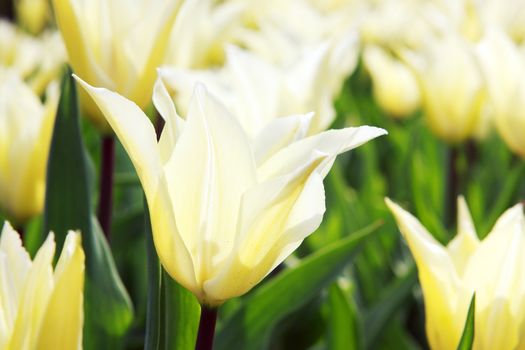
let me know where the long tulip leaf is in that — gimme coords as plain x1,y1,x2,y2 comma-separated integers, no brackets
43,69,133,349
215,221,381,350
456,294,476,350
326,283,360,350
144,200,201,350
363,266,417,349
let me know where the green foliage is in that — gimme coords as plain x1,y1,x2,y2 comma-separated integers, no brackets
215,221,381,350
30,62,524,349
456,295,476,350
144,203,200,350
43,69,133,349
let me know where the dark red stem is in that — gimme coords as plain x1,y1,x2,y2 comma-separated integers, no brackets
195,306,218,350
98,135,115,239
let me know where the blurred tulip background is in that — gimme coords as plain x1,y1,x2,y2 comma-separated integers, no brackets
1,0,525,349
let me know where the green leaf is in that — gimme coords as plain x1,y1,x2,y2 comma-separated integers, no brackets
456,294,476,350
43,69,133,349
363,266,417,349
163,271,201,350
144,199,161,350
326,284,360,350
215,221,381,350
144,199,200,350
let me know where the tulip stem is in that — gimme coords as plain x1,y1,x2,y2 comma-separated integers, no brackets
195,306,218,350
15,225,25,241
98,135,115,239
0,0,14,20
446,145,460,227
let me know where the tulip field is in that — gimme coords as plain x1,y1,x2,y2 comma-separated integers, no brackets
2,0,525,349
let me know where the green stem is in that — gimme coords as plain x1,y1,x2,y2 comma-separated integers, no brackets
144,197,162,350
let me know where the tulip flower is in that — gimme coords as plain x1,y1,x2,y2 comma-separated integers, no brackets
0,20,66,95
363,45,420,118
476,29,525,157
386,197,525,350
0,221,84,349
161,43,357,137
404,35,486,143
52,0,181,131
164,0,247,69
15,0,51,34
76,75,386,306
0,69,58,224
477,0,525,43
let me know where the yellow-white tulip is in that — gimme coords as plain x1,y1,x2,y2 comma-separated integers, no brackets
386,197,525,350
161,43,357,136
0,69,58,224
0,20,66,95
76,76,386,306
363,45,420,118
0,221,84,349
236,0,359,71
478,0,525,43
15,0,51,34
404,35,486,143
165,0,248,69
476,29,525,157
52,0,181,131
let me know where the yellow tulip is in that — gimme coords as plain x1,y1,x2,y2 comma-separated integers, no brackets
363,45,420,118
15,0,51,34
164,0,247,69
386,197,525,350
478,0,525,43
404,35,486,143
0,221,84,349
160,41,358,136
476,29,525,157
76,75,386,306
0,69,58,224
0,21,66,96
52,0,181,131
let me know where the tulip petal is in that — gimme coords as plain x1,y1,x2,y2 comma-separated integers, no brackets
127,1,179,108
149,175,199,297
153,77,184,164
463,203,525,349
0,222,31,301
0,222,31,348
259,126,387,181
74,76,161,199
224,45,281,136
36,231,84,350
52,0,112,89
447,196,479,276
385,198,466,350
204,152,326,303
253,113,313,165
9,234,55,350
165,83,256,287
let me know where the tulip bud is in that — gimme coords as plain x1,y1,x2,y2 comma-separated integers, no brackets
0,221,84,349
476,29,525,157
15,0,51,34
404,35,486,143
387,197,525,350
51,0,181,132
76,75,386,306
363,45,420,118
0,69,58,224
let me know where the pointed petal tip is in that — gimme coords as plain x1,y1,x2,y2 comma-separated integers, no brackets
72,74,95,92
384,197,398,211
